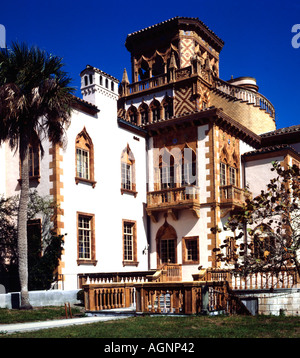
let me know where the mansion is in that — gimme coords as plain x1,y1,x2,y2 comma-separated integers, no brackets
1,17,299,312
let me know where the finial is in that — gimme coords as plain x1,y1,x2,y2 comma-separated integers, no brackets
122,68,129,84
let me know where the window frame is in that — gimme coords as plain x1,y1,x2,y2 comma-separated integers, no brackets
121,145,137,197
182,236,199,265
75,128,96,188
122,219,138,267
77,212,97,266
76,147,90,180
220,162,238,187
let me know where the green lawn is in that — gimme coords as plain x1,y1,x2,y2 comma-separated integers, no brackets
0,307,299,338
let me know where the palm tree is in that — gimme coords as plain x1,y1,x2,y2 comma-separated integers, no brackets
0,42,74,308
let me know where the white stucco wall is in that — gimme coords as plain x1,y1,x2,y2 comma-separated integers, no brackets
244,155,284,197
60,76,148,290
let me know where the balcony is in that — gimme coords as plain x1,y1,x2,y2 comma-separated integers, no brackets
220,185,251,208
147,185,200,222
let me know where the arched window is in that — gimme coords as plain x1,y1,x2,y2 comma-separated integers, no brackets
127,105,138,125
139,103,149,125
162,96,173,119
156,221,177,267
138,58,150,81
152,55,165,77
150,99,161,122
75,127,96,187
121,145,137,196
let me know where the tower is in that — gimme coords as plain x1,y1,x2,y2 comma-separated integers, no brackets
117,16,276,276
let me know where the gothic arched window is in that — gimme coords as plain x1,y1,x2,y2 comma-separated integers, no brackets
121,145,137,196
75,127,96,187
156,221,177,267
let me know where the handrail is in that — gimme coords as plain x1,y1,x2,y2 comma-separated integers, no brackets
147,185,200,208
78,270,156,287
134,281,251,315
194,267,299,290
213,76,275,118
219,185,251,205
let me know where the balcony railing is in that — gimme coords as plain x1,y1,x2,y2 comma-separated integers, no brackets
148,264,182,283
82,267,298,313
213,77,275,118
127,73,169,95
135,281,250,315
220,185,251,207
147,185,200,209
193,267,299,290
83,280,250,315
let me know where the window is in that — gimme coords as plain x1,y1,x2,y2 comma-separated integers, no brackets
27,219,42,268
160,238,176,264
164,102,173,119
252,225,276,261
76,148,89,180
220,162,227,186
156,222,177,267
151,100,161,122
181,148,196,185
77,212,96,265
122,220,138,266
75,127,96,187
121,162,132,190
139,103,149,125
182,236,199,264
127,105,138,124
152,107,160,122
162,96,173,120
220,162,238,187
19,144,40,183
29,145,40,178
229,167,237,186
160,155,175,189
78,216,91,259
121,145,137,196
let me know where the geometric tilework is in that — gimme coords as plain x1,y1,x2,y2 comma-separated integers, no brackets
180,38,194,68
174,86,195,116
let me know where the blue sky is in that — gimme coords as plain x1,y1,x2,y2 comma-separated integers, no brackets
1,0,300,130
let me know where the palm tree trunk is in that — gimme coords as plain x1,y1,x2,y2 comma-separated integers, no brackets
17,137,32,309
